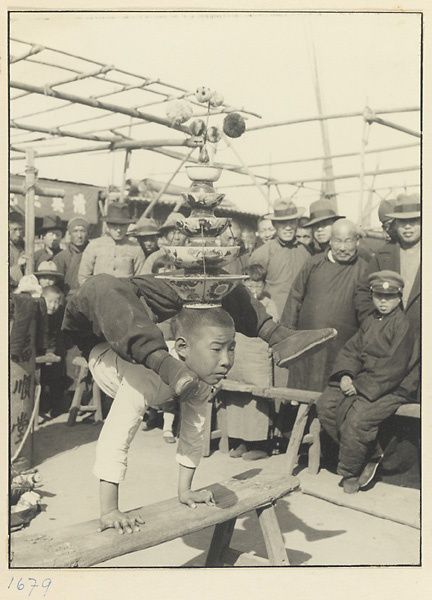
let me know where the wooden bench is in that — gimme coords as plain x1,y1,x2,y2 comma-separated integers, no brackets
67,357,103,426
205,380,420,476
10,470,299,568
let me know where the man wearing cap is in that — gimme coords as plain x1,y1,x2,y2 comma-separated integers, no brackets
250,199,309,316
317,270,418,494
126,217,160,263
281,219,368,392
53,217,91,297
34,216,66,270
307,198,343,254
78,203,145,285
355,194,420,335
9,212,26,285
141,212,188,275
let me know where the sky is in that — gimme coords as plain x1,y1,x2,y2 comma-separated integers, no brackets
9,10,421,225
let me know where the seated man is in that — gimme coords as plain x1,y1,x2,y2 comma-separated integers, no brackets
316,270,419,494
91,307,235,533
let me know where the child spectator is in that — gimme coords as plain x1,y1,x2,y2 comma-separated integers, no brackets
316,270,419,494
90,308,235,532
226,264,279,461
35,261,64,290
38,286,67,419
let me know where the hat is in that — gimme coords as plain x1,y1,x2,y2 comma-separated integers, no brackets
101,202,135,224
368,270,404,294
265,199,305,221
68,217,90,232
386,193,421,219
307,199,344,227
35,261,64,280
36,215,66,236
127,217,159,237
158,212,185,234
377,199,396,224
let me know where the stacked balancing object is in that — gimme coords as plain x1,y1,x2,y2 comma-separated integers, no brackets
156,164,247,307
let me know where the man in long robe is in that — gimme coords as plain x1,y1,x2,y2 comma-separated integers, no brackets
281,219,368,392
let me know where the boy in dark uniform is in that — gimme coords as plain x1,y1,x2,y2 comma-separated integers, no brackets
317,270,419,494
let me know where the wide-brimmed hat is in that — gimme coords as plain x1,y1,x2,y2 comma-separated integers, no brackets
307,199,344,227
386,193,421,220
265,199,304,221
36,215,67,236
101,202,135,224
127,217,159,237
159,212,185,235
35,261,64,280
378,199,396,224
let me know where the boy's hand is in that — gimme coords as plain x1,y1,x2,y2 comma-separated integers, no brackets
179,489,216,509
98,509,145,534
340,375,356,396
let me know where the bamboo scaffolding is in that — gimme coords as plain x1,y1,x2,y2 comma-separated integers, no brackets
10,183,66,198
11,121,123,143
365,111,421,139
217,165,420,188
24,149,36,275
10,44,44,64
10,80,192,135
247,107,420,132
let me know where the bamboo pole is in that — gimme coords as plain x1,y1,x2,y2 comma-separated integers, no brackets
365,113,421,138
217,165,420,189
142,148,195,218
358,120,370,224
10,44,44,63
10,80,192,135
24,149,36,275
247,107,420,132
11,121,123,143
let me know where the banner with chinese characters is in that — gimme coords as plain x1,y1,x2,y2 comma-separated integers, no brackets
10,175,101,224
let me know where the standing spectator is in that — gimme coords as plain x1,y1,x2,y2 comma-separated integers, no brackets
53,217,90,297
9,212,26,285
307,198,343,255
281,219,368,392
256,216,276,246
355,194,420,337
295,216,314,254
34,216,66,269
142,212,188,274
78,203,145,285
218,220,249,275
251,199,309,316
126,217,160,263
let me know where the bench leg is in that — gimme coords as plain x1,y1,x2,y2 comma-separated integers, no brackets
256,504,290,566
202,399,213,458
205,517,237,567
308,417,321,474
284,402,311,475
67,365,88,427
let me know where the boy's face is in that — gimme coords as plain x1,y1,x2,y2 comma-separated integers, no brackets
244,279,265,300
372,292,401,315
38,276,57,288
178,326,236,386
44,293,63,315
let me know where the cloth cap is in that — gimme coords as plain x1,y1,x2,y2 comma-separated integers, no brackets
377,199,396,224
386,193,421,219
35,261,64,280
159,212,185,234
307,199,344,227
9,211,25,225
68,217,90,232
36,215,66,236
101,202,135,224
368,270,404,294
127,217,159,237
265,199,304,221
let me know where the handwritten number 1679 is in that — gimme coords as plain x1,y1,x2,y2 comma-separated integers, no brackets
8,577,52,596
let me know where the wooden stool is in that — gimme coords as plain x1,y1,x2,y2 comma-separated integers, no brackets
11,470,299,567
66,357,103,427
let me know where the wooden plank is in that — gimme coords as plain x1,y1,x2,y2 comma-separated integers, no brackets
299,470,420,530
256,504,290,566
308,417,321,475
205,518,236,567
284,403,313,475
11,470,299,568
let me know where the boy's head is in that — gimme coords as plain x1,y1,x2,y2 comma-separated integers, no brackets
368,270,404,315
42,285,64,315
172,308,236,385
35,261,64,289
243,263,267,300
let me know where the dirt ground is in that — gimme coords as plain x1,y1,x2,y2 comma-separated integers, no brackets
13,411,421,567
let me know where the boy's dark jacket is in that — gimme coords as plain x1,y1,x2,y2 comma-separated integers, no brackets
330,307,419,402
